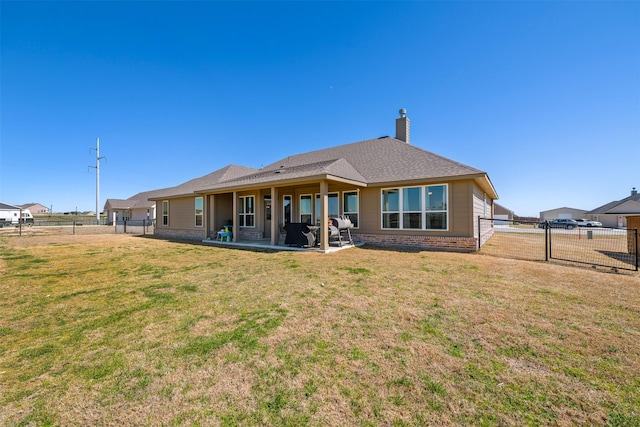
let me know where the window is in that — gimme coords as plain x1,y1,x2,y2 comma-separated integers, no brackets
343,191,359,227
283,195,292,225
381,185,448,230
300,195,312,224
382,189,399,228
195,197,203,227
425,185,447,230
403,187,422,229
239,196,255,227
483,193,487,217
162,200,169,226
315,193,339,224
122,210,131,221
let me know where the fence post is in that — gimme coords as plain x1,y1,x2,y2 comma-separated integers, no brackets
124,220,127,234
478,216,482,250
545,221,549,261
73,220,76,235
633,228,640,271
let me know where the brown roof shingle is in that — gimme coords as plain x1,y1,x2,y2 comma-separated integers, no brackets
146,136,497,200
261,137,486,184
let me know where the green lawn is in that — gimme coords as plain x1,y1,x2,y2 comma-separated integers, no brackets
1,234,638,426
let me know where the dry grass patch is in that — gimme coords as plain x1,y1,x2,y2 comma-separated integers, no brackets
0,234,638,426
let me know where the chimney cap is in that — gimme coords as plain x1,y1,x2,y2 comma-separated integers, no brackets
399,108,407,118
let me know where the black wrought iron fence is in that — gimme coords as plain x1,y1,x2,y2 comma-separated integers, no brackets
0,219,155,236
113,219,155,235
478,218,638,272
478,218,548,262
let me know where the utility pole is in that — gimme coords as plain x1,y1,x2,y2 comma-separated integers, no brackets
89,137,106,223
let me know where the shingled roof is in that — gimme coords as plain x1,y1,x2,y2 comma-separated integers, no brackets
586,191,640,215
147,135,497,201
262,136,485,182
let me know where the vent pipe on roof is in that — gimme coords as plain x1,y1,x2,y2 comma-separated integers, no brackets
395,108,410,144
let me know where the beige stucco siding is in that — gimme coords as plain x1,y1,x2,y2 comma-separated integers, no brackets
155,196,206,240
158,178,486,244
472,184,485,237
356,179,476,238
452,181,472,237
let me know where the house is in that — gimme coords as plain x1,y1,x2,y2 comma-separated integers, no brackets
19,203,49,214
539,207,587,222
148,110,498,252
104,189,162,224
585,188,640,228
493,203,515,225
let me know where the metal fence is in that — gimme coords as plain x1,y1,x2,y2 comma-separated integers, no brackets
478,218,638,271
0,219,154,237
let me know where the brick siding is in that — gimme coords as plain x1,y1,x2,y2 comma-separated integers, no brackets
238,230,263,240
155,228,205,240
353,233,478,252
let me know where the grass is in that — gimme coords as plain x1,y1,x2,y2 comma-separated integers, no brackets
0,234,639,426
481,229,637,271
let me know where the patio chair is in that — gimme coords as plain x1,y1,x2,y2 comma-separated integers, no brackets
279,224,287,244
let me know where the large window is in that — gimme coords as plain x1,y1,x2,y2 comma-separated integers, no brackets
162,200,169,226
382,189,399,228
195,197,203,227
300,195,312,224
403,187,422,229
382,185,448,230
239,196,255,227
283,195,292,225
425,185,447,230
315,193,339,224
343,191,359,228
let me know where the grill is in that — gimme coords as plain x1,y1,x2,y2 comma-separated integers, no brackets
330,216,354,247
283,216,354,248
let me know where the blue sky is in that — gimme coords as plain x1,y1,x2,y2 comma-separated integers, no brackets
1,1,638,216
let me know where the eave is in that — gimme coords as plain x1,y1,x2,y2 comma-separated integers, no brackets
195,174,368,195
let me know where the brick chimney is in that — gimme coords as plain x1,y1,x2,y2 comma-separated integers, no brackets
395,108,410,144
632,187,638,196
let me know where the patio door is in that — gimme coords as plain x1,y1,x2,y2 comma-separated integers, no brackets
264,198,271,239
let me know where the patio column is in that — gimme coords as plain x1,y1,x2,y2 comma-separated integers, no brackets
320,180,329,251
270,187,279,246
204,195,210,239
232,191,237,242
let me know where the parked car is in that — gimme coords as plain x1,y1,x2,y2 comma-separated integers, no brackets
575,218,602,227
549,219,579,229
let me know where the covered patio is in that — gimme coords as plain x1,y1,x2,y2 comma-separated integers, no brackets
201,236,362,253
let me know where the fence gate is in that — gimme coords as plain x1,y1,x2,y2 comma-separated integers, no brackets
478,218,638,271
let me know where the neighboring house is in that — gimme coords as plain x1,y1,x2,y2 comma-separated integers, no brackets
585,188,640,228
19,203,49,214
539,207,586,222
104,189,163,224
148,110,498,252
493,203,514,225
494,203,514,220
